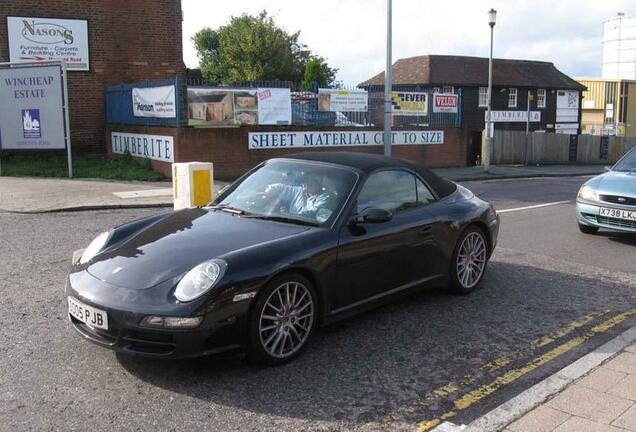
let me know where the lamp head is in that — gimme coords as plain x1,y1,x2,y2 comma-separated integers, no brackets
488,8,497,27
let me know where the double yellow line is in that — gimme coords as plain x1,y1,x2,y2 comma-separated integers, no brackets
416,309,636,431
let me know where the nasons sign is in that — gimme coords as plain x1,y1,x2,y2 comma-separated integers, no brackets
7,17,90,71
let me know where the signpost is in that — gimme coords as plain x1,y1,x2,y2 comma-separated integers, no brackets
0,61,72,177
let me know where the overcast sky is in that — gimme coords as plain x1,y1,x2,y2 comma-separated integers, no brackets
181,0,635,84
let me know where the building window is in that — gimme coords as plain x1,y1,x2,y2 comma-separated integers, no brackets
508,88,517,107
537,89,546,108
479,87,488,107
442,86,454,94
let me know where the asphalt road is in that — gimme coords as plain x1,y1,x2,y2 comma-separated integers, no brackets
1,176,635,432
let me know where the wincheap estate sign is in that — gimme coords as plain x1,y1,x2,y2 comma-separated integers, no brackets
7,17,90,71
0,65,66,149
248,130,444,149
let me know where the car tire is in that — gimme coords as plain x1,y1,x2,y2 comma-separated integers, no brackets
449,225,489,295
578,223,599,235
247,273,317,365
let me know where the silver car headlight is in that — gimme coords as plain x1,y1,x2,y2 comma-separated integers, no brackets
175,259,226,302
577,185,599,202
79,231,110,264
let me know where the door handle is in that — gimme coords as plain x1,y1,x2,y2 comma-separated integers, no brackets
418,225,432,236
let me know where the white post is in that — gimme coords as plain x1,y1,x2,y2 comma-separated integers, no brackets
61,61,73,178
483,9,497,172
383,0,393,157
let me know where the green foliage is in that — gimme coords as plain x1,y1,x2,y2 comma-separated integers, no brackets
301,56,338,90
0,154,165,180
193,11,337,85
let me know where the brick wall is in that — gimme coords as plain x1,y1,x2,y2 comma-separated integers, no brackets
105,125,468,180
0,0,185,153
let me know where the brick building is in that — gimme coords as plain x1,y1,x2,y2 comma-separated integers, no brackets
0,0,186,153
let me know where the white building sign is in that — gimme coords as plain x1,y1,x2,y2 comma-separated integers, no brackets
556,90,579,123
7,17,90,71
132,85,176,118
486,111,541,122
111,132,174,162
248,130,444,149
318,89,368,112
0,65,66,149
257,88,292,125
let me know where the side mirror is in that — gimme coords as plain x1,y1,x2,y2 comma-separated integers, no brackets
352,207,393,224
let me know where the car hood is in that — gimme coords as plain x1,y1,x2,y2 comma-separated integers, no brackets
86,208,309,289
593,171,636,198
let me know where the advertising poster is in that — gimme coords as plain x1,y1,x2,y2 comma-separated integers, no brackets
391,91,428,116
318,89,368,112
132,85,176,118
432,93,458,113
7,17,90,71
0,65,66,149
257,88,292,125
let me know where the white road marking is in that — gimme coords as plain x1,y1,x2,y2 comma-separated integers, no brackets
497,200,571,214
113,188,173,199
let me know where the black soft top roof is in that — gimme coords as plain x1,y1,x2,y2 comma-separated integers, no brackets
282,151,457,198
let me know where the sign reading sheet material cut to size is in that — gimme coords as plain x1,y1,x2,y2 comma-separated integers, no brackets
257,88,291,125
318,89,368,112
0,65,66,149
132,85,176,118
248,130,444,149
7,17,90,71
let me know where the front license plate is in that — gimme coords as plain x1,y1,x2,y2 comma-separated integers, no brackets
68,296,109,330
599,207,636,221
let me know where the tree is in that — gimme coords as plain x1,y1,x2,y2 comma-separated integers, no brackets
301,56,338,90
192,11,337,85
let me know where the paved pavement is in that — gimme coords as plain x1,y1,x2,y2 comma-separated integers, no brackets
0,164,605,213
505,343,636,432
1,174,634,431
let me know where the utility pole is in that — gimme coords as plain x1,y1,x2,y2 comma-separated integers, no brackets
483,9,497,172
525,90,531,165
383,0,393,156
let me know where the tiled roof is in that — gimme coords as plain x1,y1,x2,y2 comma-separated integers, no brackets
359,55,585,90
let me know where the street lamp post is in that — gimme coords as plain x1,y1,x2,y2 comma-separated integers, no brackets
383,0,393,156
483,8,496,172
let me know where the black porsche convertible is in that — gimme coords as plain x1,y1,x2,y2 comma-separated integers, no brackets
66,152,499,364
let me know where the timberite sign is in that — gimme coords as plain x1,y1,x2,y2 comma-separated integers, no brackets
111,132,174,162
248,130,444,149
7,17,90,71
486,111,541,122
0,65,66,149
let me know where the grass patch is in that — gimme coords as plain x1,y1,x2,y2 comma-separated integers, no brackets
0,153,165,181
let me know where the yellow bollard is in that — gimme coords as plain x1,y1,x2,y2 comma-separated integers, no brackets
172,162,214,210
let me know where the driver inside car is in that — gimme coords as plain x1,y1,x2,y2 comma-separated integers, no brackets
264,174,333,219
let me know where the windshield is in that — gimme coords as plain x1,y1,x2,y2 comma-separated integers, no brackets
212,159,358,226
613,148,636,172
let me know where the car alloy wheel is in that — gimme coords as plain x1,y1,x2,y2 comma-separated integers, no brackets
257,279,315,361
449,226,488,294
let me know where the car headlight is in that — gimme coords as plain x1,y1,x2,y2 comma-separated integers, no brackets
79,231,110,264
577,186,599,202
175,259,226,302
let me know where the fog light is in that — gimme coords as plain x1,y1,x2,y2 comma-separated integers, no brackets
140,316,203,328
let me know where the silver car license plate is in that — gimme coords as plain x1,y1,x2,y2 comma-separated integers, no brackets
599,207,636,221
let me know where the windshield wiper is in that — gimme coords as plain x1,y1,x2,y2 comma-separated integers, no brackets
241,214,320,227
206,204,249,215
